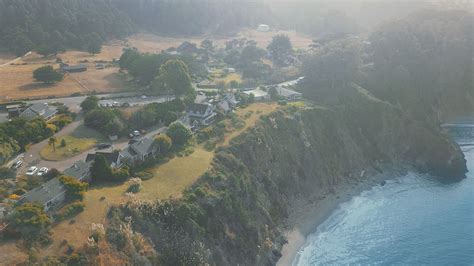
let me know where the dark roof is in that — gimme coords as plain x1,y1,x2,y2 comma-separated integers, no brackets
61,64,87,71
19,178,65,206
85,152,120,165
187,103,211,113
130,137,155,156
63,160,91,181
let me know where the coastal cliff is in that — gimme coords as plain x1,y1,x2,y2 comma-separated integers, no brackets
113,89,467,265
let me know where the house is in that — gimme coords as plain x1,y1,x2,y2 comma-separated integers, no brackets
18,178,66,212
243,88,269,101
85,151,124,169
19,103,57,121
257,24,270,32
176,41,198,54
63,160,92,182
60,63,87,73
217,93,239,114
121,137,157,165
187,103,217,128
276,86,303,101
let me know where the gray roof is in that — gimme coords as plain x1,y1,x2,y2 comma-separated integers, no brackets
276,87,302,97
19,178,65,206
20,103,57,120
129,137,155,156
188,103,211,114
63,160,91,181
86,152,121,165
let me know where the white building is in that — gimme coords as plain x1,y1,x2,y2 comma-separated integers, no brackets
257,24,270,32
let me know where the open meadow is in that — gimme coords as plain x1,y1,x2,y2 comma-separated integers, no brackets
0,29,312,103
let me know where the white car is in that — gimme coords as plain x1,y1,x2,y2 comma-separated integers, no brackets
26,166,38,176
37,167,49,176
133,130,141,137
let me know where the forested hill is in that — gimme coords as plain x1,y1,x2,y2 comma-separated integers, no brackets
0,0,134,56
113,0,268,35
0,0,267,56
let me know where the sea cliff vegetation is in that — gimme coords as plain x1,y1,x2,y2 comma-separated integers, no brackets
106,86,466,265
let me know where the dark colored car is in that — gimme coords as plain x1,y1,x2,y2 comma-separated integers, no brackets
97,143,112,150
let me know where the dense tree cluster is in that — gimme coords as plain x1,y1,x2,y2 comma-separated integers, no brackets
83,99,184,136
33,66,63,84
114,0,267,35
366,10,474,120
0,118,54,164
0,0,133,56
119,48,206,86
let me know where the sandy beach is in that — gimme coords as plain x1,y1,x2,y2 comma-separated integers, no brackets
277,171,397,266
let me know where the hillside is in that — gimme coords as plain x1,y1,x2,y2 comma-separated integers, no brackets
109,88,466,265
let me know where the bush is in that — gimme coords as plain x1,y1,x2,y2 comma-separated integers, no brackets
127,178,142,193
55,201,85,221
0,167,15,179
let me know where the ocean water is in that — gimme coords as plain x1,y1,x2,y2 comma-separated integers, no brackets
296,125,474,265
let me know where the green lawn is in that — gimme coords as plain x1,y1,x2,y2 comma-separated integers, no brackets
40,135,97,161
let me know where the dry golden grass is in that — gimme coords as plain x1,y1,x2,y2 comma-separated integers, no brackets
0,29,311,103
138,147,214,200
223,102,279,146
125,29,313,54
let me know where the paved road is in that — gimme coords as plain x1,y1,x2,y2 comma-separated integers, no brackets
25,93,172,113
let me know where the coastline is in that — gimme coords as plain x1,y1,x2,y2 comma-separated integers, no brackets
277,170,401,266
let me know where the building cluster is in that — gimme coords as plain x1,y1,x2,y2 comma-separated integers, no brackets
18,135,161,212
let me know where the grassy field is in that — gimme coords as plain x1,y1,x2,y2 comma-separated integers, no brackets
40,135,97,161
40,124,105,161
0,29,312,102
138,147,214,200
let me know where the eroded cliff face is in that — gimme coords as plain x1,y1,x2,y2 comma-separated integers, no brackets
118,90,466,265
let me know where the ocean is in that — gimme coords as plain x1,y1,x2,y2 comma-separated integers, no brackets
295,124,474,265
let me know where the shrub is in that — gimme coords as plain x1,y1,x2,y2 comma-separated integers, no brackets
0,167,15,179
127,178,142,193
55,201,85,221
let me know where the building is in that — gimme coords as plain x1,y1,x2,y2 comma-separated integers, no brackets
187,103,217,128
276,86,303,101
121,137,157,165
63,160,92,182
217,93,239,114
257,24,270,32
60,63,87,73
18,178,66,212
19,103,57,121
243,87,269,101
85,151,124,169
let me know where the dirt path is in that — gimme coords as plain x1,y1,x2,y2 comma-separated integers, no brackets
0,51,31,68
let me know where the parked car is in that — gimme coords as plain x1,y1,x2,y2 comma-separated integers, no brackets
11,160,23,170
112,101,120,107
37,167,49,176
128,133,135,139
141,95,148,99
97,143,112,150
26,166,38,176
133,130,141,137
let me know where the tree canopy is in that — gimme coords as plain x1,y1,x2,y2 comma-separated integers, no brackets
12,203,51,240
152,59,194,97
167,122,192,146
267,35,293,66
33,66,64,84
80,96,100,113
